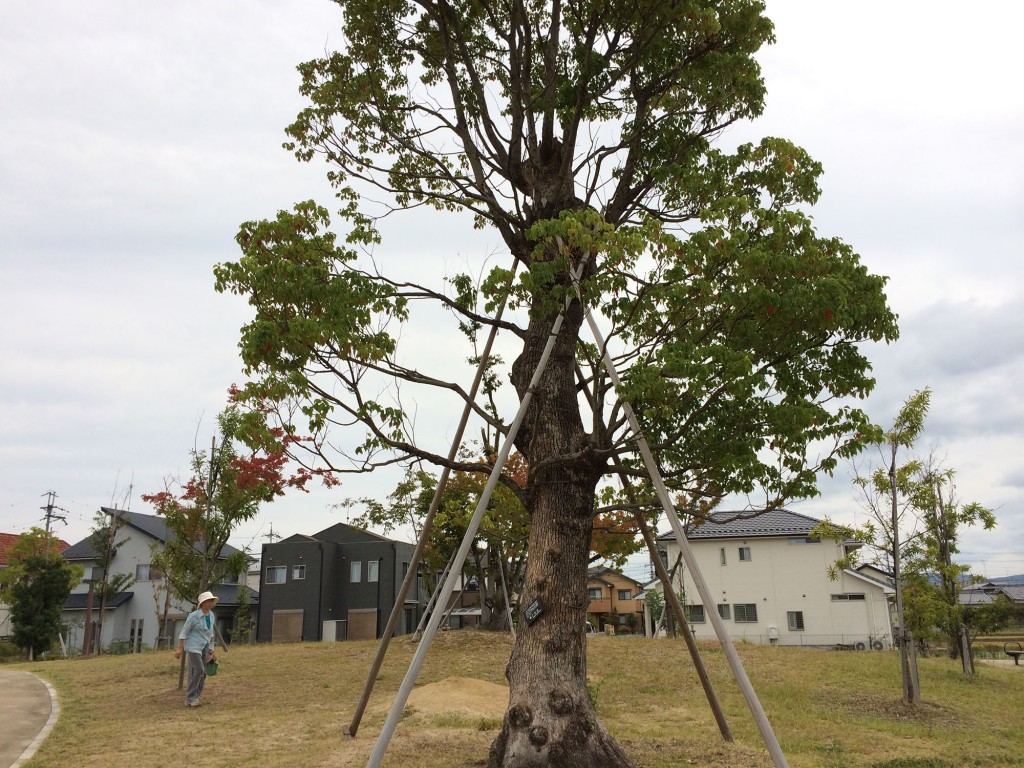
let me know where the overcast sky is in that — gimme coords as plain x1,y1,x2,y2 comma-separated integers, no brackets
2,2,1022,580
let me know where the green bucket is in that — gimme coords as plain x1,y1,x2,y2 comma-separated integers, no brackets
205,660,218,676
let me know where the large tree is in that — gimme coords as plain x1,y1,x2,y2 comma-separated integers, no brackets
215,2,897,764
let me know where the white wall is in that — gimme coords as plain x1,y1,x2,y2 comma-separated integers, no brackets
659,535,893,648
65,528,192,652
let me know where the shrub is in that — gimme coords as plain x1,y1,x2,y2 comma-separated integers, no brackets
0,639,23,663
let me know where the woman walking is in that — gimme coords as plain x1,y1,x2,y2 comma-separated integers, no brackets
175,591,218,707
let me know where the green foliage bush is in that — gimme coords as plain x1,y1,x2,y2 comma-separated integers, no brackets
0,639,23,663
103,640,149,655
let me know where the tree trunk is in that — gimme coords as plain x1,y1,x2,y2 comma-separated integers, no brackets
489,280,633,767
488,476,631,767
481,547,510,632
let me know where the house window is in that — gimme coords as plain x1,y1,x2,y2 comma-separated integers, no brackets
734,603,758,623
368,560,380,583
686,604,705,623
292,565,306,580
720,547,727,566
831,593,866,601
587,587,603,600
135,563,163,581
350,561,362,583
617,589,632,600
787,611,805,631
738,546,752,562
220,572,239,584
717,604,731,620
265,566,286,584
788,537,820,544
402,562,409,578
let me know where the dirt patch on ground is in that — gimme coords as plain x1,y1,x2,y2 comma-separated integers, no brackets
406,676,510,721
835,691,959,727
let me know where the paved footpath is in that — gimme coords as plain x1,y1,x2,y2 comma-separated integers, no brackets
0,669,59,768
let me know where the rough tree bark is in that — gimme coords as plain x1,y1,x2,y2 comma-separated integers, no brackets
489,272,632,767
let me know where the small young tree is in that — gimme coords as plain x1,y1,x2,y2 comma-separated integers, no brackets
348,458,531,632
644,590,665,627
143,404,306,606
814,389,930,703
897,569,946,653
231,582,257,643
88,509,134,655
0,528,81,660
816,390,998,686
904,457,995,674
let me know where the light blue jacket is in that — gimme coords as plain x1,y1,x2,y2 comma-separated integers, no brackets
179,608,215,655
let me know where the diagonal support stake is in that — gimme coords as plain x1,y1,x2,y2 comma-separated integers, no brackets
612,460,733,742
364,261,587,767
344,258,520,737
574,276,790,768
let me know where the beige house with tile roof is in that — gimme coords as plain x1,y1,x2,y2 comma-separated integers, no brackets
653,510,894,649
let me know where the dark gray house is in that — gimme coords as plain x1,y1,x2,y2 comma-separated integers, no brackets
257,523,422,642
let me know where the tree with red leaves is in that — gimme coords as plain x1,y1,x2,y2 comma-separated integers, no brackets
143,404,307,621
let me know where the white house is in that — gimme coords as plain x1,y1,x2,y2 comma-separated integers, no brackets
653,509,894,649
60,508,254,653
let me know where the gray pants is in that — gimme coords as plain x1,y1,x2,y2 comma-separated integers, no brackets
185,651,207,704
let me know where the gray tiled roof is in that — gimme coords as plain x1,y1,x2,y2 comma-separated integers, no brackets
61,508,240,560
656,509,821,541
587,566,641,586
1002,585,1024,601
962,583,1024,604
212,583,259,607
960,592,995,606
63,591,134,610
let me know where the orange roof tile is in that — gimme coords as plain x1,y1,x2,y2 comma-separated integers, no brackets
0,532,71,566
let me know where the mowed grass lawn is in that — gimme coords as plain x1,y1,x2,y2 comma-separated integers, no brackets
10,630,1024,768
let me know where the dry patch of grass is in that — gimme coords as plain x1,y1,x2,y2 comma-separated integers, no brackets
10,631,1024,767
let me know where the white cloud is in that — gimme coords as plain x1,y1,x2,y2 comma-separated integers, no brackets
1,1,1021,576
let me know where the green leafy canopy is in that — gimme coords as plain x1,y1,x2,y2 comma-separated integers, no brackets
215,0,898,529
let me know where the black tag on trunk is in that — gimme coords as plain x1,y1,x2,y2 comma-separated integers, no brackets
524,597,544,626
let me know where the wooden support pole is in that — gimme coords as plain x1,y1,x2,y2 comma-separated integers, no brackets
344,259,520,738
574,276,790,768
365,263,583,768
615,465,733,742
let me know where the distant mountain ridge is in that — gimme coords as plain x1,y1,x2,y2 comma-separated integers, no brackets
989,574,1024,584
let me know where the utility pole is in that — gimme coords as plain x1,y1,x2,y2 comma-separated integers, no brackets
41,491,68,533
264,524,281,544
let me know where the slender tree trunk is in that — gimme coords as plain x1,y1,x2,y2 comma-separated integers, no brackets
890,450,918,703
483,545,510,632
489,278,632,767
958,627,973,676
